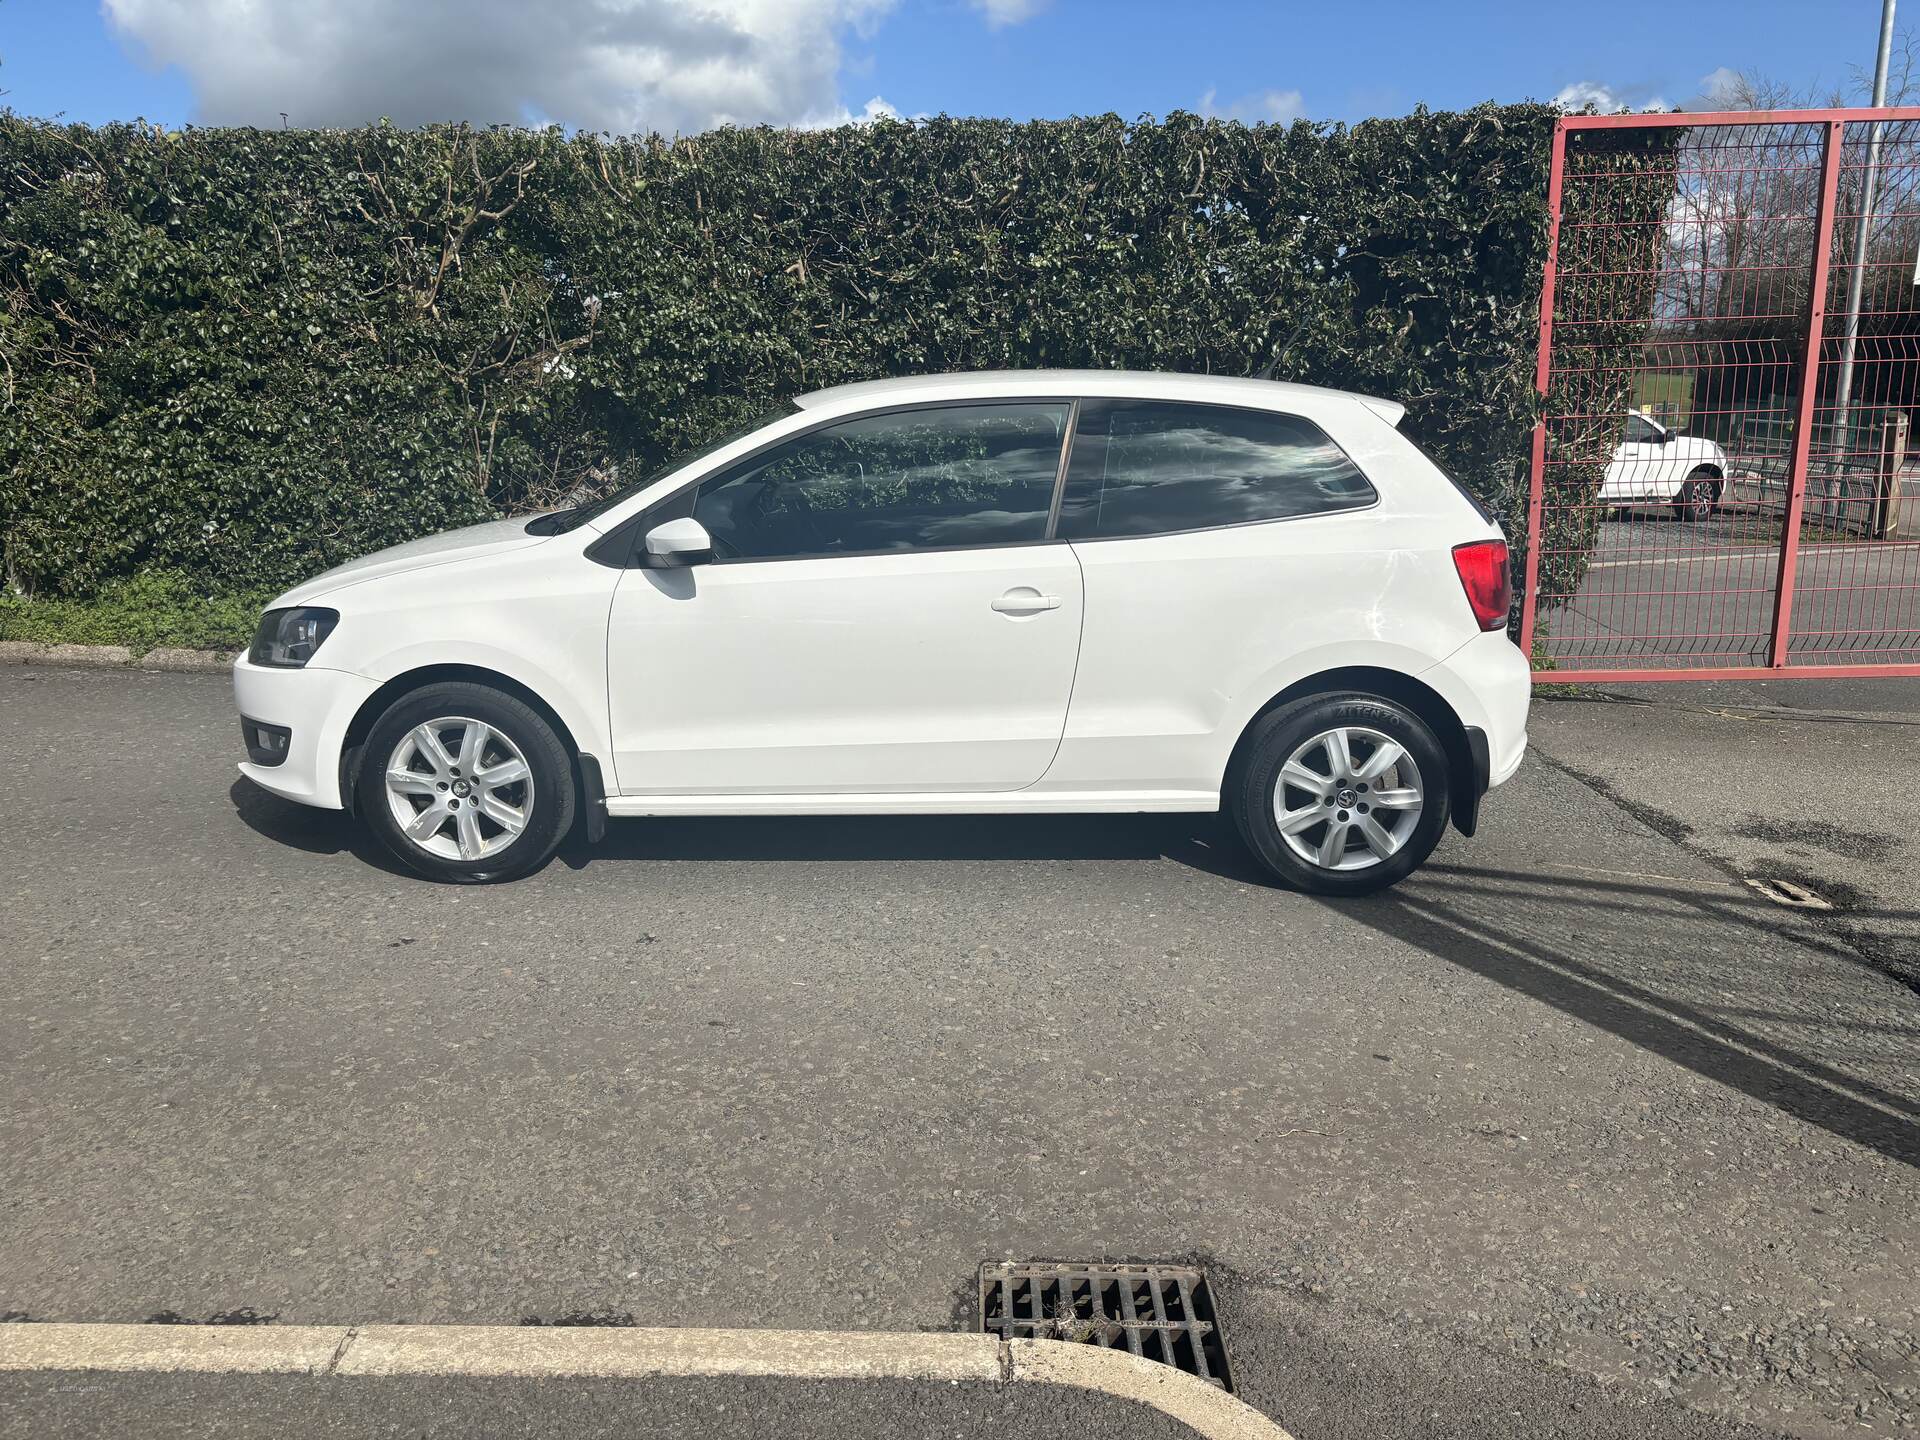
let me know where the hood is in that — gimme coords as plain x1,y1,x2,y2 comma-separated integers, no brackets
271,517,549,607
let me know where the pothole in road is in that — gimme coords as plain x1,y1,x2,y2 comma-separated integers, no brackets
144,1309,279,1325
977,1261,1233,1392
519,1310,638,1327
1744,875,1835,910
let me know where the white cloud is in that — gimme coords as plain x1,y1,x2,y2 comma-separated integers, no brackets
1694,66,1743,106
797,94,901,129
103,0,899,135
1196,86,1307,126
969,0,1048,26
1552,80,1671,113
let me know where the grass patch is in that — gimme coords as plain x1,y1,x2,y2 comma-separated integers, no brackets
0,573,267,654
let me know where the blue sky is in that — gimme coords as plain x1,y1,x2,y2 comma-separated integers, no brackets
0,0,1900,134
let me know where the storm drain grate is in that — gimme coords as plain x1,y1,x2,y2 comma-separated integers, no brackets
977,1262,1232,1392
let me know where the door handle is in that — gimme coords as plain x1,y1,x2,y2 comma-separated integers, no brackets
991,589,1062,616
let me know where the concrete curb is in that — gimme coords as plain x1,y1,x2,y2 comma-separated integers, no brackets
0,641,237,671
0,1322,1290,1438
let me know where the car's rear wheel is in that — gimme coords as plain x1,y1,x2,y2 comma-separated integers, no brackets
1674,471,1719,522
1231,692,1451,896
358,681,574,883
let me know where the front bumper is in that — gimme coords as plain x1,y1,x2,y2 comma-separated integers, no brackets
233,656,383,810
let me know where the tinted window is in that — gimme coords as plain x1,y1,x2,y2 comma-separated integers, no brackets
1055,401,1374,540
693,403,1069,560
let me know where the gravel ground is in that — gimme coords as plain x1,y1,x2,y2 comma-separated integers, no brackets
2,665,1916,1437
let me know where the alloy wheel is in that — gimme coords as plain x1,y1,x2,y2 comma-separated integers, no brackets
383,716,536,861
1271,725,1425,872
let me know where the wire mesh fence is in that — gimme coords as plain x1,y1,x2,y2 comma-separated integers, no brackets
1519,108,1920,680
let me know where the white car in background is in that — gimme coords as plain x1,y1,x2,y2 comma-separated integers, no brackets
1601,410,1728,520
233,370,1530,895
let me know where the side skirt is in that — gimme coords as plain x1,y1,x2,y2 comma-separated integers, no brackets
604,789,1219,818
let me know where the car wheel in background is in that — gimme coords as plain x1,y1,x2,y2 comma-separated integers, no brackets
1231,692,1451,896
358,681,575,883
1675,472,1718,522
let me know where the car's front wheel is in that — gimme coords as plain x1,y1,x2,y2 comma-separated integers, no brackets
1674,471,1719,522
358,681,575,883
1230,692,1451,896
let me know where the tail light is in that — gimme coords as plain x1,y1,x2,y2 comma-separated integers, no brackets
1451,540,1511,631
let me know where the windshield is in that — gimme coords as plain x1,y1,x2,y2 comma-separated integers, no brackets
529,400,801,534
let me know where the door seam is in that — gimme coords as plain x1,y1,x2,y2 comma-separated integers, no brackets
1016,539,1088,792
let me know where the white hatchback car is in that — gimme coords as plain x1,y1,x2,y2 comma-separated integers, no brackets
234,370,1529,894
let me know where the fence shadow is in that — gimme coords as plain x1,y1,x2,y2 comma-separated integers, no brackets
1319,862,1920,1169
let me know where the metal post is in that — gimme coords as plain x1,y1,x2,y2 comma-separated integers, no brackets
1771,120,1847,668
1833,0,1897,455
1518,120,1568,669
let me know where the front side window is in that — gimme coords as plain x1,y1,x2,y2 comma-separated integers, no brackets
691,402,1070,560
1055,400,1375,540
1624,414,1663,445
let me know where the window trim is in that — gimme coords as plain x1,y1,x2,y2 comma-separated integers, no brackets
612,397,1083,568
1054,396,1380,546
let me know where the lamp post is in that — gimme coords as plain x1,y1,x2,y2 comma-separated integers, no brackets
1832,0,1898,460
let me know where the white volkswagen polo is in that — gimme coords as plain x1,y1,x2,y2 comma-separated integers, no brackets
234,370,1529,894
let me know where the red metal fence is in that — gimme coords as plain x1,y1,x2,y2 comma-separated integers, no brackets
1519,108,1920,681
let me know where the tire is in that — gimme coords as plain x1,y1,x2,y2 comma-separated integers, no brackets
1230,692,1451,897
1674,472,1719,522
357,681,575,883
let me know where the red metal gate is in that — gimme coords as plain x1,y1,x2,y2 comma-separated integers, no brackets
1519,107,1920,681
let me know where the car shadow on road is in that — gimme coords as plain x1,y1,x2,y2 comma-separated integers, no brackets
231,775,1254,875
1319,862,1920,1169
557,809,1252,868
227,778,416,878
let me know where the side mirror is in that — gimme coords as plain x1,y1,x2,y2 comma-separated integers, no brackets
641,516,714,568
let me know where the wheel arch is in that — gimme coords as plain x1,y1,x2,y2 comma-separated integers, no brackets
337,664,585,819
1225,665,1480,836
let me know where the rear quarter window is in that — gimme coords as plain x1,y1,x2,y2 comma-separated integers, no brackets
1055,400,1375,540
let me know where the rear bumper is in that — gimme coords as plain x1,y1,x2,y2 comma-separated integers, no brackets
233,657,383,810
1420,628,1531,835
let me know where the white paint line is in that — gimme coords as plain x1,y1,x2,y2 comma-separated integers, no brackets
337,1325,1004,1383
0,1323,1293,1438
1011,1339,1289,1440
1588,539,1918,571
0,1324,340,1375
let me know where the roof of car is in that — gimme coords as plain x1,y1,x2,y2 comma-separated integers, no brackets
794,369,1406,425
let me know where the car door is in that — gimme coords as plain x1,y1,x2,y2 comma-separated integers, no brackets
604,400,1084,795
1603,413,1669,500
1041,397,1389,797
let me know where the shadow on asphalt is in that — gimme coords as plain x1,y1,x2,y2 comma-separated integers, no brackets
231,777,1919,1167
1326,864,1920,1170
228,778,415,878
566,809,1253,868
230,775,1261,876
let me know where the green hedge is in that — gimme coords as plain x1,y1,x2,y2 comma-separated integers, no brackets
0,106,1664,604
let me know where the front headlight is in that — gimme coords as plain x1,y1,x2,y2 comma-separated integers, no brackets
248,607,339,668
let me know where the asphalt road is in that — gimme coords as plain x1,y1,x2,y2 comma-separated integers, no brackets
3,665,1917,1438
1545,514,1920,670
